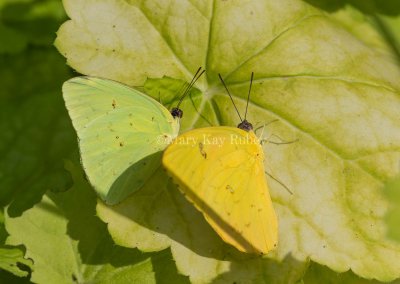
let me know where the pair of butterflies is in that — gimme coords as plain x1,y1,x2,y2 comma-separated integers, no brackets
62,69,277,255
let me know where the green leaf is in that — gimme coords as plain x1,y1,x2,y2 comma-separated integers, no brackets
384,176,400,242
0,209,32,278
0,49,76,217
303,0,400,16
151,249,190,284
375,14,400,60
0,49,70,100
303,261,400,284
0,246,32,278
0,49,72,281
0,9,77,278
5,161,186,284
0,0,67,49
0,270,31,284
0,209,6,244
0,24,27,54
304,2,400,68
57,0,400,282
323,5,393,53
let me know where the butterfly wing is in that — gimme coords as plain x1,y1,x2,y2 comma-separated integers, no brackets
63,76,179,204
163,127,277,254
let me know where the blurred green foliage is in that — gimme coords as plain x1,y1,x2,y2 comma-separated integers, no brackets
0,0,75,217
0,0,75,280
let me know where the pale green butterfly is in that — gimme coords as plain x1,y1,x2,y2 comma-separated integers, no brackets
62,68,204,204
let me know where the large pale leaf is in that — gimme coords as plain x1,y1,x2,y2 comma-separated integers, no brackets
57,0,400,282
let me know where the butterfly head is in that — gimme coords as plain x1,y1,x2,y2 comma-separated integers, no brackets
237,119,253,132
219,72,255,132
170,107,183,119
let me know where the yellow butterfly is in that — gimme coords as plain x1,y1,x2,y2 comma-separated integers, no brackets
163,73,278,254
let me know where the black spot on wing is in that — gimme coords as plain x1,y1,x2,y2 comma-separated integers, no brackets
226,185,234,194
198,142,207,159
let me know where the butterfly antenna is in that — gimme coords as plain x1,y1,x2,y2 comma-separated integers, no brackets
176,67,205,108
178,67,201,103
244,72,253,120
218,74,243,122
176,81,190,102
171,67,204,119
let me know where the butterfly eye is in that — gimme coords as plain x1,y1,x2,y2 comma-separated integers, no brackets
170,107,183,118
237,119,253,132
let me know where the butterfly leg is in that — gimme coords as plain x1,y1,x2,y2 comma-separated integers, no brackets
255,119,299,145
262,134,299,145
264,170,293,195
